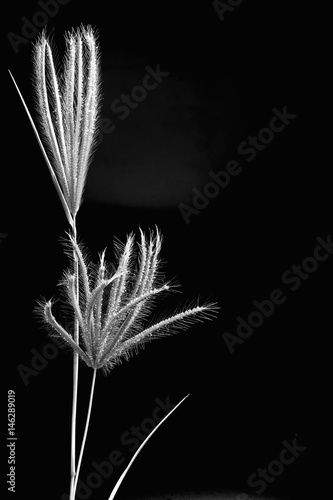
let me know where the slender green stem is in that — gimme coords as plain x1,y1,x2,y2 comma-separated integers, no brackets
70,217,80,500
72,368,97,499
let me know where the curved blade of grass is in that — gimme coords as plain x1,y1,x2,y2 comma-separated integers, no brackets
8,70,73,228
107,393,190,500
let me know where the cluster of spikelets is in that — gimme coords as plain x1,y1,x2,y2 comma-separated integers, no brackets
24,25,218,373
37,229,218,372
32,25,102,223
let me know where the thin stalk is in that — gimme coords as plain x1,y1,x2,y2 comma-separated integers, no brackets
72,368,97,499
107,393,190,500
8,70,73,229
70,217,80,500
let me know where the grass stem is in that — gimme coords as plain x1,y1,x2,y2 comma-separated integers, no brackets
72,368,97,499
70,218,80,500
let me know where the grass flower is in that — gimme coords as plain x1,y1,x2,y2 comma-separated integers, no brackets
36,227,218,500
38,228,218,372
32,25,101,220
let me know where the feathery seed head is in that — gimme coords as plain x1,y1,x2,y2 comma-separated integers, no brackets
37,228,219,373
32,25,101,217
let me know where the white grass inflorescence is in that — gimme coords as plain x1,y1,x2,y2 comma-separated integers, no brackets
37,227,219,372
32,25,101,218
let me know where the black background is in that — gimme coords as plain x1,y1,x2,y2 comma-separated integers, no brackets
2,1,331,500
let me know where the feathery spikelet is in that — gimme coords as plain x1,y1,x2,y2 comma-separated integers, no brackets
37,228,219,372
32,25,101,217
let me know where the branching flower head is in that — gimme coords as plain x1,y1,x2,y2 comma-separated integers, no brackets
37,228,218,372
32,25,101,220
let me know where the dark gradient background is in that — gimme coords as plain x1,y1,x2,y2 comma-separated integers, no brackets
2,1,330,500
